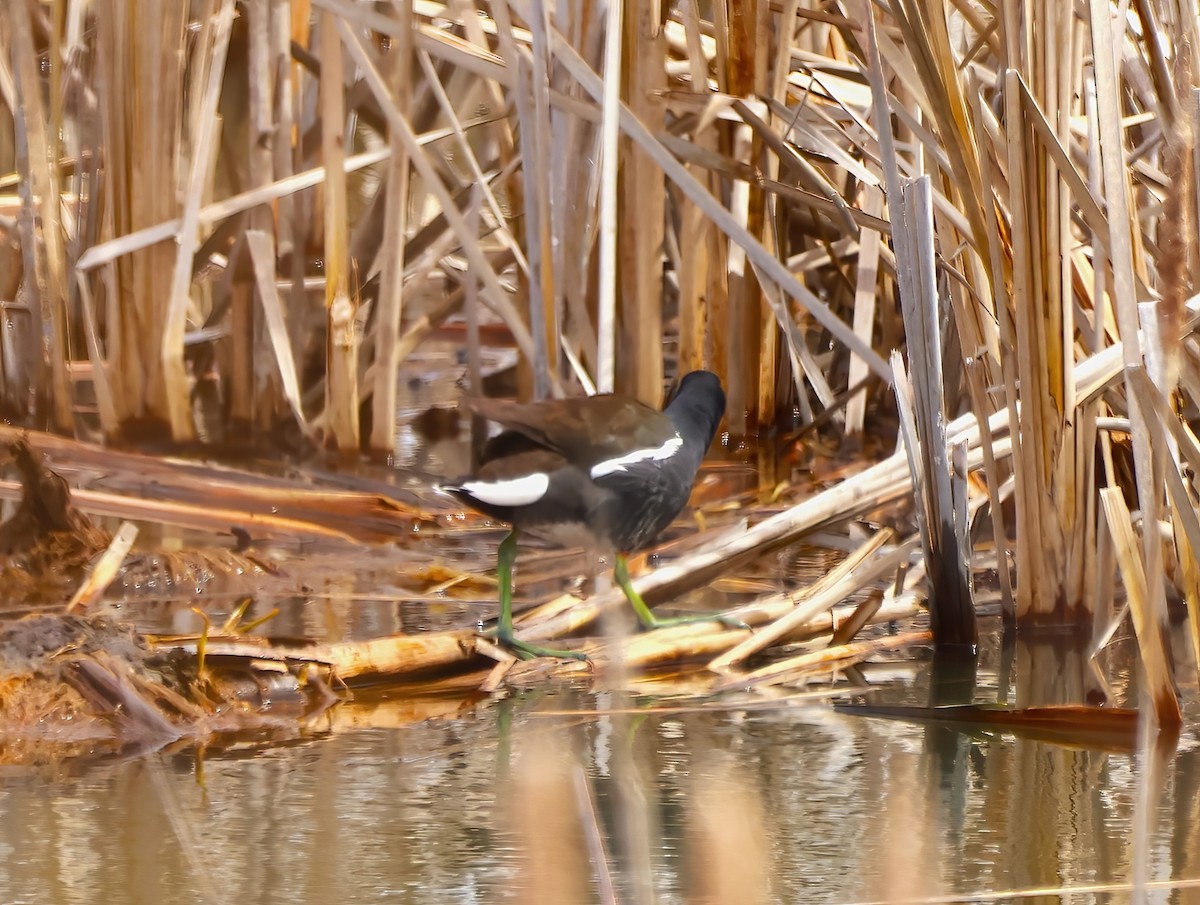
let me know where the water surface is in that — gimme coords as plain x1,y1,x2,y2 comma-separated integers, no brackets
3,629,1199,905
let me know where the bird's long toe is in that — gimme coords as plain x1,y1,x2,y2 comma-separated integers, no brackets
489,627,590,662
641,612,750,632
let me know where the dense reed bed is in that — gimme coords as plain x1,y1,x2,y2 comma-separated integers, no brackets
1,1,1198,722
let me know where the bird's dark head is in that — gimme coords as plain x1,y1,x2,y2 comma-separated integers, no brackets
665,370,726,447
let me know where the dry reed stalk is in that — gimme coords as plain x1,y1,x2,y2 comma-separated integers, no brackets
461,188,485,423
1087,0,1173,644
755,276,829,420
368,2,413,454
192,630,476,683
1171,489,1200,686
722,1,769,438
269,0,302,348
594,0,623,394
74,146,391,273
1005,62,1066,622
410,55,523,263
133,3,189,428
521,2,561,401
454,1,517,167
616,1,666,404
10,0,72,432
962,355,1015,619
854,6,1002,624
887,0,989,258
1089,487,1118,658
228,263,256,434
243,0,284,432
73,277,119,433
318,10,359,450
541,8,604,391
845,187,883,436
0,478,387,544
64,653,186,746
1126,366,1200,685
830,589,885,646
0,427,433,541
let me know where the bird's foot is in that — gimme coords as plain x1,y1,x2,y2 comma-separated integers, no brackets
641,612,750,632
489,627,590,662
614,555,749,634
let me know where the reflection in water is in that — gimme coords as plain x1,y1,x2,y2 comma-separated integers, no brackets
1,638,1199,904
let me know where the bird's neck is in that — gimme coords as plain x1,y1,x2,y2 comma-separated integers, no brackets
666,402,718,454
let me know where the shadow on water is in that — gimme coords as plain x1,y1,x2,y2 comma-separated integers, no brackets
2,627,1199,905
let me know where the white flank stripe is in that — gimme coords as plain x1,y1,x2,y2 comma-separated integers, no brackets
590,435,683,478
460,473,550,507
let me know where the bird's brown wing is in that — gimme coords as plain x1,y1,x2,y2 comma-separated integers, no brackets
464,394,675,466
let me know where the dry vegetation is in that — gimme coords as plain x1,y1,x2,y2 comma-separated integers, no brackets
1,0,1199,731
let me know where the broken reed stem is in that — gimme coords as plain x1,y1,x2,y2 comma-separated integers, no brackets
556,603,927,681
170,595,922,686
1099,487,1182,729
891,176,975,648
65,521,138,613
708,528,909,668
0,468,426,543
577,595,920,673
711,631,933,693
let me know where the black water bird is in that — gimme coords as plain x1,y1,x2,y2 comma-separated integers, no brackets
443,370,729,659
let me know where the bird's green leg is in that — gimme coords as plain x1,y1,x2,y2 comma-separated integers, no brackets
614,553,749,631
489,530,588,662
494,529,519,639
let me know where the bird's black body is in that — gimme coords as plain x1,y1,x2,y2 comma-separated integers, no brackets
441,370,728,659
448,370,724,553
